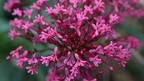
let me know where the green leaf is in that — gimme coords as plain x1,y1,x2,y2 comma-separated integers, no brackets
122,23,144,44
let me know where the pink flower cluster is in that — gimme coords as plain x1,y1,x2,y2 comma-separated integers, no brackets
3,0,21,12
4,0,142,81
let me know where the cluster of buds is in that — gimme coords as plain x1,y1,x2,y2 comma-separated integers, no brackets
4,0,142,81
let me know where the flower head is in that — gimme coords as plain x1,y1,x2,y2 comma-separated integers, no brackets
26,64,38,75
4,0,142,80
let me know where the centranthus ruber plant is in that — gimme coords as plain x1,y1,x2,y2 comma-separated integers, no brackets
4,0,143,81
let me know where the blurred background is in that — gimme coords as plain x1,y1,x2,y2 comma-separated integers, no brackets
1,0,144,81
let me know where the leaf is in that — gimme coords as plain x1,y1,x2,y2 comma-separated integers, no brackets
121,23,144,44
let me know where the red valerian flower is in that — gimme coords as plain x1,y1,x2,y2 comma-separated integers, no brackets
4,0,143,80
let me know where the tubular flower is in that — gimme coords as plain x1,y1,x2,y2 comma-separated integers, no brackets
4,0,143,80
